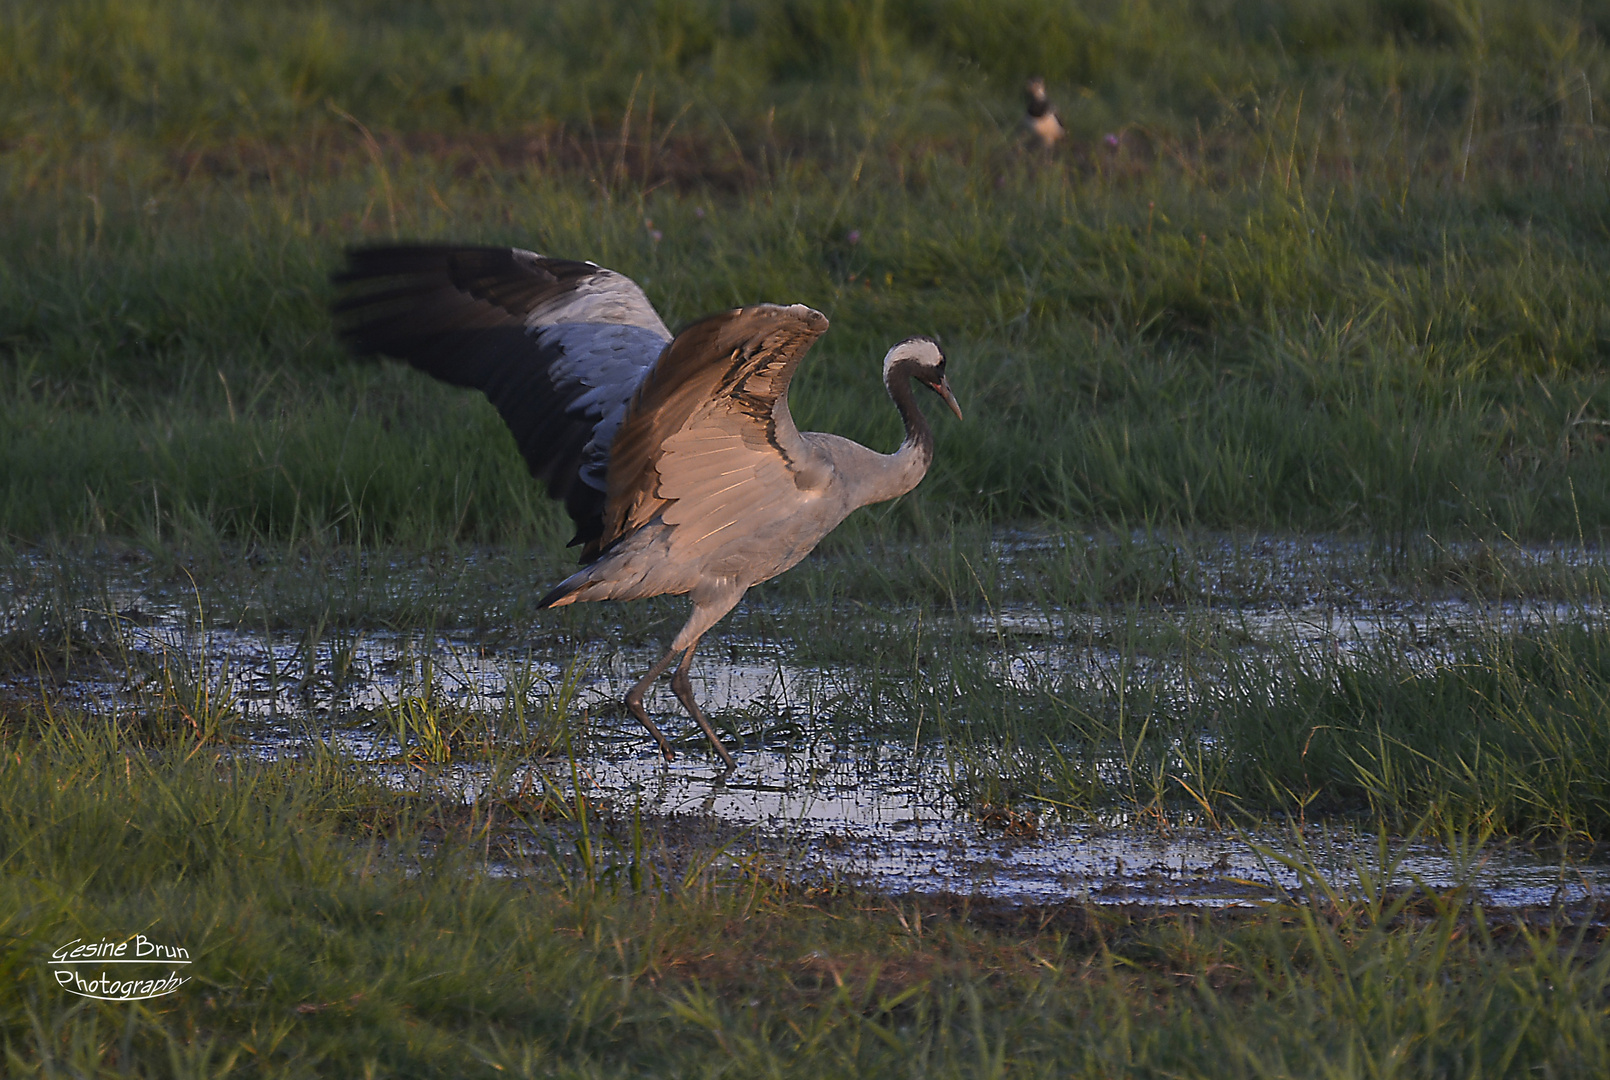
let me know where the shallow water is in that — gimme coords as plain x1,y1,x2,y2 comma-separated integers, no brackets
6,535,1608,908
574,742,1608,907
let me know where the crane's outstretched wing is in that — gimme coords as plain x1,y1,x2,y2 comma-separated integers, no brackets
331,245,671,552
601,304,833,557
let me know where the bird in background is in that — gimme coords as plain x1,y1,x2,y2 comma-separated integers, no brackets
1023,76,1065,149
332,246,962,769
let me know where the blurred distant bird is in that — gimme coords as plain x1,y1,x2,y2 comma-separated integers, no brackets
332,246,962,769
1023,77,1065,149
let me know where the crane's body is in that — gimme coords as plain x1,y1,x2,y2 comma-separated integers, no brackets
541,425,932,606
333,245,960,767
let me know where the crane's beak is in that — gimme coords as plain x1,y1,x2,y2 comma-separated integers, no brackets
931,376,964,421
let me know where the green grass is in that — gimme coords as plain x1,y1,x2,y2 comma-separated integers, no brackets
1,711,1606,1078
6,1,1610,542
4,0,1606,141
8,160,1610,542
954,616,1610,839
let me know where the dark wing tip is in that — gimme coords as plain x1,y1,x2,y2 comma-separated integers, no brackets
329,244,604,359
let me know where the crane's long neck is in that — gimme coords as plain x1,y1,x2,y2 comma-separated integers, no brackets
889,361,935,460
860,358,934,505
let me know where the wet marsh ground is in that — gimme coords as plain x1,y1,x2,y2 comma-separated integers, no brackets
4,531,1610,1076
8,0,1610,1074
9,527,1610,836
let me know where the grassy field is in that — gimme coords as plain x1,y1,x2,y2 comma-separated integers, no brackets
6,1,1610,1073
6,0,1610,542
1,706,1606,1078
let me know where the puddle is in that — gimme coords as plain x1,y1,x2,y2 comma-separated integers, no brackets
983,596,1610,697
5,535,1609,909
556,743,1606,908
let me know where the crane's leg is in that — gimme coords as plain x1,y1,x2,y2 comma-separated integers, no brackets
623,647,682,761
670,638,736,770
623,581,745,767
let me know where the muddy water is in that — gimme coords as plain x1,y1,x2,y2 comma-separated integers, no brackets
7,537,1609,908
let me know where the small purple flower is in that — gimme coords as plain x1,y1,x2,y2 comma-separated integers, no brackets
847,229,861,245
694,206,706,219
1103,133,1120,148
650,229,663,243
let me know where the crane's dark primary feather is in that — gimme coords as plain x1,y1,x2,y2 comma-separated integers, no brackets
330,245,669,556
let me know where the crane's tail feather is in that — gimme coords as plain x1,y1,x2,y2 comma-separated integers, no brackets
536,577,589,609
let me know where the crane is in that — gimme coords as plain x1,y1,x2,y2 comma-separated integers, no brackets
332,245,961,768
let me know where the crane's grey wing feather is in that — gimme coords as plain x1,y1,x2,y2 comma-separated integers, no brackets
331,245,670,552
655,429,800,545
601,304,833,558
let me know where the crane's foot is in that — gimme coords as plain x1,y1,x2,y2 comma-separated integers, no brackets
624,694,676,762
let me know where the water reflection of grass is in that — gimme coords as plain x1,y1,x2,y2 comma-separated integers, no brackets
0,712,1605,1076
5,534,1610,839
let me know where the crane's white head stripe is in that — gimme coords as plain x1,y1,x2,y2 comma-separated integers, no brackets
882,336,945,380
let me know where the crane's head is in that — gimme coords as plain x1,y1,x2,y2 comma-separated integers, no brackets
883,336,964,421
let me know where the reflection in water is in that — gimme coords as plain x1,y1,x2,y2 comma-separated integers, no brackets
579,743,1605,908
6,539,1608,909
